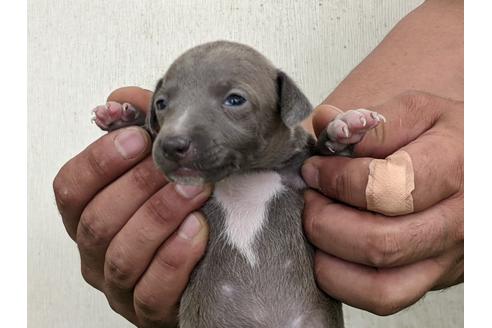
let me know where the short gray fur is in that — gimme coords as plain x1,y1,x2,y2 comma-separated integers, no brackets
120,41,345,327
179,149,343,328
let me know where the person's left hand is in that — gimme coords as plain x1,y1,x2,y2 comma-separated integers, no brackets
302,92,463,315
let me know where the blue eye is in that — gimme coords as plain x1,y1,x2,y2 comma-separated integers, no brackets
224,94,247,107
154,97,167,111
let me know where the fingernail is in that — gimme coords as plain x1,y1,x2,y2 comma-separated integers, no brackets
302,163,319,189
342,125,349,138
178,213,203,240
326,144,335,153
175,184,204,199
114,127,148,159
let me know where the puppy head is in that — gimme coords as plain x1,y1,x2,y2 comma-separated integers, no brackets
150,41,311,184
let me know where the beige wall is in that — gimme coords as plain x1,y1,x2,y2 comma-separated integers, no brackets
28,0,463,327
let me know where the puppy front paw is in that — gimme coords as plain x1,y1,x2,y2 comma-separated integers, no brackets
317,108,386,155
91,101,146,132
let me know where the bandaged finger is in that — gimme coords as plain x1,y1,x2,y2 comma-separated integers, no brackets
365,150,415,216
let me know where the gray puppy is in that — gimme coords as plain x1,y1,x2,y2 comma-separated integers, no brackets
93,41,384,328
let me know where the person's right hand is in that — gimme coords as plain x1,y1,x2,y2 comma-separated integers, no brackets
53,87,212,327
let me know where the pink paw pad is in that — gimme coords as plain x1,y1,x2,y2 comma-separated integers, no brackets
91,102,139,131
323,109,386,152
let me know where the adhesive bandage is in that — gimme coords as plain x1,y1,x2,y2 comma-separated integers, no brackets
365,150,415,216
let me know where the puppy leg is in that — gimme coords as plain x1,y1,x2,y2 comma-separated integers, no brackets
92,101,146,132
316,109,386,156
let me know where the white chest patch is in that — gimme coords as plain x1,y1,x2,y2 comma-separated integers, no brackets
214,171,284,266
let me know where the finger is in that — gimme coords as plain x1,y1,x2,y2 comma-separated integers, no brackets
314,251,445,316
107,86,153,114
313,91,449,158
77,157,167,289
302,127,463,212
303,190,463,268
303,156,371,209
53,127,151,239
311,104,344,136
103,289,138,326
432,245,464,290
103,183,212,292
133,212,209,326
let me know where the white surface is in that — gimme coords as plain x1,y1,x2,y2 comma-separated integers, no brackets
28,0,463,327
1,1,27,327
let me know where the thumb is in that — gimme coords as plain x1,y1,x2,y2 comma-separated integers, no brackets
313,92,443,158
107,86,154,114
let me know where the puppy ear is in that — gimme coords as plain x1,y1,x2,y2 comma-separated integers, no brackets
277,71,312,128
146,78,163,138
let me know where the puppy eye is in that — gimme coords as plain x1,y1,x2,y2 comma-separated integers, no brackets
154,97,167,111
224,94,247,107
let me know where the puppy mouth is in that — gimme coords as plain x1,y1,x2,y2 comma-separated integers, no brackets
152,141,242,184
173,167,203,178
172,161,236,177
161,156,240,184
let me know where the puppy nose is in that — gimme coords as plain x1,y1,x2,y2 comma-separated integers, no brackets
160,136,191,159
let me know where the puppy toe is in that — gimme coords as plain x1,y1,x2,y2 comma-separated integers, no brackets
91,101,146,132
121,103,139,122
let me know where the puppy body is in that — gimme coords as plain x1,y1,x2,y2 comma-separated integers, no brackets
180,149,343,328
93,41,384,327
147,41,344,327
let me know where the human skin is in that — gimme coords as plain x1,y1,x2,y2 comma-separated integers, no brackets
53,88,211,327
52,0,463,324
301,0,463,315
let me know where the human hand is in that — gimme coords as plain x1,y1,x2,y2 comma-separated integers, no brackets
302,91,463,315
53,87,212,327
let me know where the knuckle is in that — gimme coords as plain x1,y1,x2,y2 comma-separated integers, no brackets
397,91,432,111
131,163,157,192
312,252,337,296
144,195,179,228
154,249,183,274
430,195,463,247
436,140,463,194
130,160,165,193
134,291,163,321
455,211,464,244
318,168,349,200
77,208,111,248
450,193,464,244
313,253,327,286
397,91,438,124
105,298,130,319
134,288,177,328
365,224,402,267
107,299,121,313
333,170,352,201
53,170,79,213
303,206,323,243
452,157,464,192
86,146,114,181
367,283,408,316
80,265,101,290
369,298,404,316
302,214,314,241
105,247,135,290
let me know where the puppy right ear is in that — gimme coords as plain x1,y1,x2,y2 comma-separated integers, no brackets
146,78,163,138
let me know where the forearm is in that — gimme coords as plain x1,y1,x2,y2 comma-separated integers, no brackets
304,0,463,132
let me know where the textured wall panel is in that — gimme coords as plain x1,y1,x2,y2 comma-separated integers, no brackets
28,1,463,327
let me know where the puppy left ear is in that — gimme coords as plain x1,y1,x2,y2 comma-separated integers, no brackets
277,71,312,128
